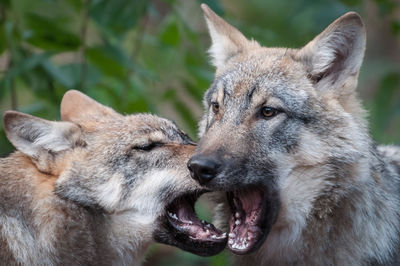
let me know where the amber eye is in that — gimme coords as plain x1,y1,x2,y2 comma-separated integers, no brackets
211,102,220,113
261,107,279,118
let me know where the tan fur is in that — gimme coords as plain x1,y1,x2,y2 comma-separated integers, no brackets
0,90,198,265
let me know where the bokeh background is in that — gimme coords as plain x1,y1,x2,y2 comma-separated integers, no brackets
0,0,399,265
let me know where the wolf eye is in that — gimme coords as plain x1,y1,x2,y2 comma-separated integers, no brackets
261,107,279,119
132,142,162,151
211,102,220,113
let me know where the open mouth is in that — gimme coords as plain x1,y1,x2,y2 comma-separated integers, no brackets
227,186,272,254
155,191,227,256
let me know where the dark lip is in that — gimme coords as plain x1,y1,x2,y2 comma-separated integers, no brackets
153,190,227,257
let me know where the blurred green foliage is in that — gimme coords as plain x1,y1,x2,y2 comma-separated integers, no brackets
0,0,399,265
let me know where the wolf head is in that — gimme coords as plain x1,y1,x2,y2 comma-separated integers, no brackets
3,90,227,256
189,4,368,255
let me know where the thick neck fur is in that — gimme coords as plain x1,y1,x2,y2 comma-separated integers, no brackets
233,143,400,266
0,152,151,265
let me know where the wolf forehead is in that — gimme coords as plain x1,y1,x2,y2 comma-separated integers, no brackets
204,51,319,117
89,113,190,143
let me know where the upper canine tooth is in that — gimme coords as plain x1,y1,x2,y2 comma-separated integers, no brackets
229,233,235,238
168,212,178,220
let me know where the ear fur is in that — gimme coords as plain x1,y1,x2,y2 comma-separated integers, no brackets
295,12,366,90
201,4,259,69
61,90,120,125
3,111,83,173
4,111,82,158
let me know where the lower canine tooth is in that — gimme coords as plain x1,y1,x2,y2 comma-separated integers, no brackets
235,220,241,225
228,239,233,245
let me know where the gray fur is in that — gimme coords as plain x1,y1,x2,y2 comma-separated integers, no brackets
196,4,400,265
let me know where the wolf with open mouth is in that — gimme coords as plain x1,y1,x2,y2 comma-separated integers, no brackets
0,90,227,265
188,4,400,265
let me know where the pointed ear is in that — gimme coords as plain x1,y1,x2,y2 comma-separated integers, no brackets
201,4,259,69
3,111,82,160
295,12,366,90
61,90,120,124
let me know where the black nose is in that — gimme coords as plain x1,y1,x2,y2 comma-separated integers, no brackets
187,155,221,185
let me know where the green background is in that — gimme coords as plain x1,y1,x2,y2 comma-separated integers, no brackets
0,0,399,265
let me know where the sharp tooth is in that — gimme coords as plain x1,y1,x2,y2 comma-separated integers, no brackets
212,234,226,239
235,212,240,218
205,229,210,234
228,239,233,245
235,220,241,225
201,220,206,224
168,212,178,220
229,233,235,238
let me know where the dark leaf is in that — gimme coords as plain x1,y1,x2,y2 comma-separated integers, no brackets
25,13,80,51
89,0,148,37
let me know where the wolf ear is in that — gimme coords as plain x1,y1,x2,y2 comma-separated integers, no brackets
296,12,366,90
201,4,259,69
3,111,82,172
61,90,120,124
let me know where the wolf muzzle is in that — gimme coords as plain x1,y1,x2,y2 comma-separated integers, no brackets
187,154,222,185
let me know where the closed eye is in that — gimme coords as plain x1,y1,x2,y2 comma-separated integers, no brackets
132,142,164,151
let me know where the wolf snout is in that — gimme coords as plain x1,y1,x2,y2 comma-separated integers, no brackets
187,155,221,185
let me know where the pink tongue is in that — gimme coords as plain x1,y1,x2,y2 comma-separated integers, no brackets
176,200,197,223
170,200,227,240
